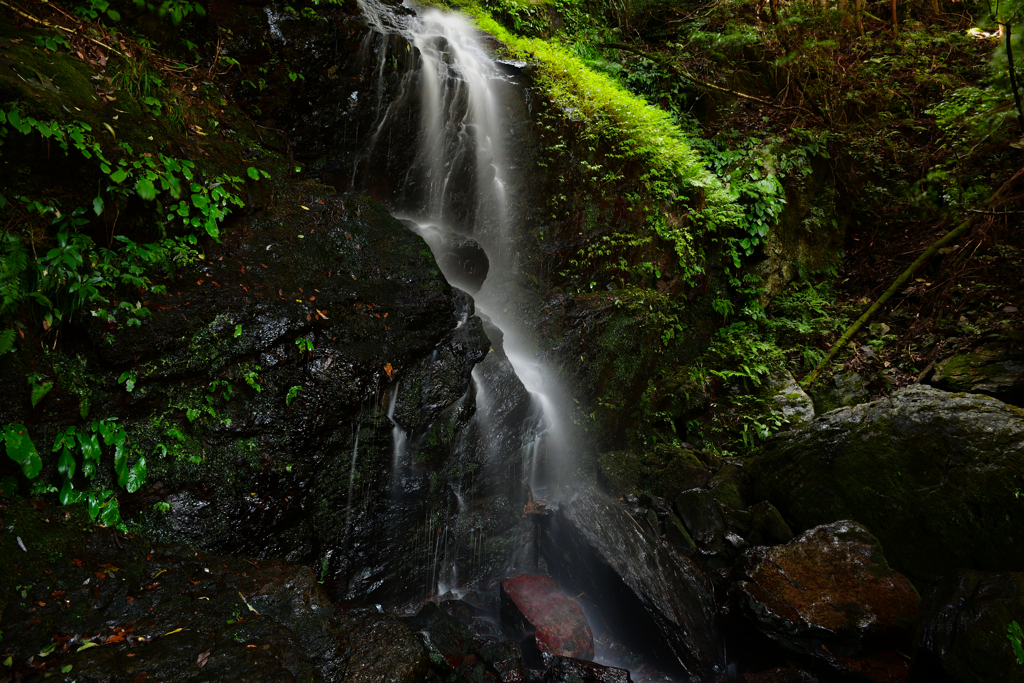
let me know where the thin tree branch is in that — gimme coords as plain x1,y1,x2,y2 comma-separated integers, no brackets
598,42,798,110
0,0,124,58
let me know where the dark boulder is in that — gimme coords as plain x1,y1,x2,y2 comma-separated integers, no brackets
542,485,724,679
909,570,1024,683
500,574,594,661
543,656,632,683
735,521,919,682
747,385,1024,582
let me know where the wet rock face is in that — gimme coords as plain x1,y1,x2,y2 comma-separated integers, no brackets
542,485,724,679
748,385,1024,582
402,221,491,293
0,192,494,605
0,499,426,683
500,574,594,661
909,570,1024,683
735,520,920,682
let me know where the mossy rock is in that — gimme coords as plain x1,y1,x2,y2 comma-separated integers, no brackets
598,445,716,499
926,342,1024,407
748,385,1024,582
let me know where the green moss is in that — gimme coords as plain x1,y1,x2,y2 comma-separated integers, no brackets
439,0,741,274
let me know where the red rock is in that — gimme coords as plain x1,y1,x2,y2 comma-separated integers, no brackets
500,574,594,661
736,521,919,683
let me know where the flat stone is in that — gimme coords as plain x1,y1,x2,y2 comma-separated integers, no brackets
736,520,919,682
500,574,594,661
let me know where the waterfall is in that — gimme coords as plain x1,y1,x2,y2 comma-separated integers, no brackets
352,0,575,597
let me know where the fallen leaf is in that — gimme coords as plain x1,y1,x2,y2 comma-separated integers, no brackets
164,628,183,636
197,650,210,667
105,635,125,644
77,641,99,652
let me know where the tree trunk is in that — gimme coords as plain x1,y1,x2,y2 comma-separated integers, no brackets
1005,22,1024,134
892,0,898,29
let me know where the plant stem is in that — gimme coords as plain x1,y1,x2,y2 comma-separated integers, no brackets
802,218,974,387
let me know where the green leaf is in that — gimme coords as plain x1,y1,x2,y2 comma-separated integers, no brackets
126,456,146,493
234,324,242,338
3,425,42,479
86,492,101,518
110,168,128,183
79,395,90,419
136,178,156,201
78,432,101,479
76,640,99,652
30,381,53,408
93,195,104,216
106,8,120,20
114,444,129,487
60,478,84,505
99,496,120,526
247,167,260,180
57,447,76,479
61,665,73,674
0,328,15,354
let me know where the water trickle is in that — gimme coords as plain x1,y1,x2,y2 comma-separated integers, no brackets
386,380,407,479
342,422,362,551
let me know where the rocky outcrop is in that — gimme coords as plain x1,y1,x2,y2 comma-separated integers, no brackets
542,485,724,679
735,521,919,682
747,385,1024,581
909,570,1024,683
925,342,1024,407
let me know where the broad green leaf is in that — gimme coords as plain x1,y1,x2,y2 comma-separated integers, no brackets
110,168,128,183
30,381,53,408
106,8,120,20
136,178,156,201
0,328,15,354
246,167,259,180
99,496,120,527
86,492,100,518
57,447,76,479
77,641,99,652
93,195,104,216
126,456,147,493
78,431,101,479
60,478,84,505
3,425,41,479
114,445,128,488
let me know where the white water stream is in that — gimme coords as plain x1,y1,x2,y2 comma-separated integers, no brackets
354,0,574,588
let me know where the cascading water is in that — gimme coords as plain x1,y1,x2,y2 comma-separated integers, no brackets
338,3,725,680
354,1,575,539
